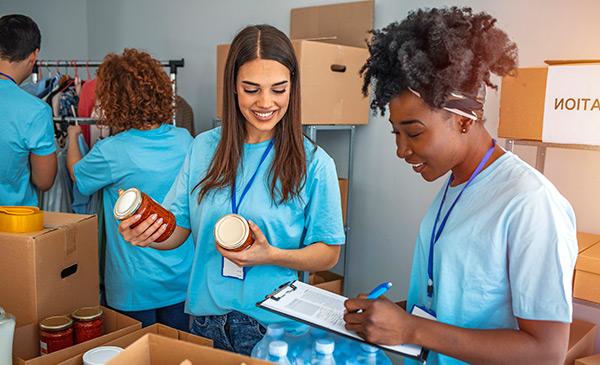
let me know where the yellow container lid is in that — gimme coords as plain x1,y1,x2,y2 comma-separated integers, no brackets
0,206,44,233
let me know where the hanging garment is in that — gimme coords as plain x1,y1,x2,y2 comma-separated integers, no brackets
175,95,195,136
71,134,100,214
20,75,59,99
39,142,72,212
77,79,97,146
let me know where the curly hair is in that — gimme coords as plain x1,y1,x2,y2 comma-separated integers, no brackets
361,7,518,115
95,48,173,132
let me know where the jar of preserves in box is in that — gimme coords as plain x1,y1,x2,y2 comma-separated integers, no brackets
214,214,255,251
39,315,73,355
113,188,176,242
72,306,104,344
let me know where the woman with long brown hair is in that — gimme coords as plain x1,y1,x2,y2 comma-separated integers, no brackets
118,25,345,354
66,49,194,331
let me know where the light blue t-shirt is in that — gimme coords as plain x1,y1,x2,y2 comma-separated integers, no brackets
74,124,195,311
0,79,56,206
405,152,577,365
163,127,346,325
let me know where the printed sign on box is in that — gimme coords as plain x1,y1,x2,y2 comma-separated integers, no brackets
542,64,600,145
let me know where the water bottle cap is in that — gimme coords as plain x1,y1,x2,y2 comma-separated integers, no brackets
360,344,379,353
267,323,285,337
269,340,288,357
315,338,335,354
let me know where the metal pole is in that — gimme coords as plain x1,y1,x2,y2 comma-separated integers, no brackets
342,126,355,295
171,73,177,125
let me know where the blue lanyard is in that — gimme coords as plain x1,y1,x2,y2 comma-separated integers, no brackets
0,72,16,84
427,139,496,298
231,140,274,214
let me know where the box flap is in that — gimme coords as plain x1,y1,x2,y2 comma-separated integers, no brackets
577,241,600,274
578,232,600,254
545,59,600,66
290,0,373,48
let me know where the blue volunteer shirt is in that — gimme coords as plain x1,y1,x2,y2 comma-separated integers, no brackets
406,151,577,365
74,124,194,311
163,127,346,325
0,79,56,206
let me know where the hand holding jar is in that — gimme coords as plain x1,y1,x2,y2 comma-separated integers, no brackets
215,218,275,267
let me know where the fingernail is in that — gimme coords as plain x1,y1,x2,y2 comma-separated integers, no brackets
157,218,163,224
134,214,141,220
151,214,158,220
162,224,167,230
248,220,254,225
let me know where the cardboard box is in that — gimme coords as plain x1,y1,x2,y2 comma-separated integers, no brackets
576,354,600,365
216,40,369,125
566,320,597,365
107,333,272,365
575,241,600,304
58,324,212,365
0,212,99,326
499,60,600,144
310,271,344,295
13,306,141,365
339,178,348,226
290,0,373,49
578,232,600,254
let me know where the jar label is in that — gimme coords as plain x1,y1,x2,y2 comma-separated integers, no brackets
40,340,48,354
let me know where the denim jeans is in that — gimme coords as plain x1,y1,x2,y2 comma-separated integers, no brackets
118,301,189,332
190,311,266,355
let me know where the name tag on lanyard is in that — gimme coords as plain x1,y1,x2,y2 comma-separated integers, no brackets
221,140,273,280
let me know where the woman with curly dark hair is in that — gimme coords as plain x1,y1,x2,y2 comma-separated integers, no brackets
66,49,194,331
343,8,577,365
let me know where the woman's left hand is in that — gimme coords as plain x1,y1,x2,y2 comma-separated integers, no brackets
216,220,275,267
343,296,417,345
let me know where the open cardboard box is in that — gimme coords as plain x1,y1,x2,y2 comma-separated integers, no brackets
216,1,373,125
310,271,344,295
58,323,212,365
107,333,272,365
576,354,600,365
499,59,600,144
565,319,597,365
574,240,600,304
0,212,100,326
13,306,141,365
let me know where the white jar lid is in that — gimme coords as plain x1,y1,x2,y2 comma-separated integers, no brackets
214,214,249,249
113,188,142,219
83,346,123,365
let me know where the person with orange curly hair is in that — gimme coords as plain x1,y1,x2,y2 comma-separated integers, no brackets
66,48,194,331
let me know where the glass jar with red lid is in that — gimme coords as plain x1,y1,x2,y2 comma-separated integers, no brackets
113,188,176,242
72,306,104,344
39,315,73,354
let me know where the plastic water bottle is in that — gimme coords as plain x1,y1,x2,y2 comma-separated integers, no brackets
284,324,312,364
310,338,337,365
251,323,285,359
355,344,392,365
267,341,292,365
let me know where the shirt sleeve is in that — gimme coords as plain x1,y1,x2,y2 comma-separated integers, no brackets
162,147,192,230
73,143,113,196
507,187,577,322
26,105,56,156
302,155,346,246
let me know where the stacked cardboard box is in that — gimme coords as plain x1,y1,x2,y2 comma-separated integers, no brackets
566,320,597,365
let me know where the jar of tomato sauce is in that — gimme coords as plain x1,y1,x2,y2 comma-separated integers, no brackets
113,188,176,242
72,306,104,344
39,316,73,355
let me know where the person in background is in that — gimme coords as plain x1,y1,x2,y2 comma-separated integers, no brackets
0,14,57,206
343,7,577,365
118,25,345,355
66,49,194,331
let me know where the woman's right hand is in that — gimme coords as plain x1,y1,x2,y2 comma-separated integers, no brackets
118,213,168,247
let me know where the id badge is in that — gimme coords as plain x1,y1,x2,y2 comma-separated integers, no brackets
222,257,245,280
411,304,437,320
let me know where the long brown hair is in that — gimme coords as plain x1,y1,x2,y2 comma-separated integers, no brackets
96,48,173,133
196,25,308,204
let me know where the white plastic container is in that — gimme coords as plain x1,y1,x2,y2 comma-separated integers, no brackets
83,346,123,365
0,307,16,365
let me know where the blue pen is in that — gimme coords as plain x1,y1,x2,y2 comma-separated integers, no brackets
367,281,393,299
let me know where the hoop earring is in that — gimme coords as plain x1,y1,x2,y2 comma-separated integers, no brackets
461,128,467,133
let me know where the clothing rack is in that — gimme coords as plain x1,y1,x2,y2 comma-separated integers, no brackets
33,59,185,124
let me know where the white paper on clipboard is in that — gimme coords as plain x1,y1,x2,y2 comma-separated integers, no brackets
257,280,431,360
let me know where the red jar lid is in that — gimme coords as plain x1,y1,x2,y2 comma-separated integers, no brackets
72,306,103,321
39,316,73,331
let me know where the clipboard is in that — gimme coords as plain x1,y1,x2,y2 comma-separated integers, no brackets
257,280,430,363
